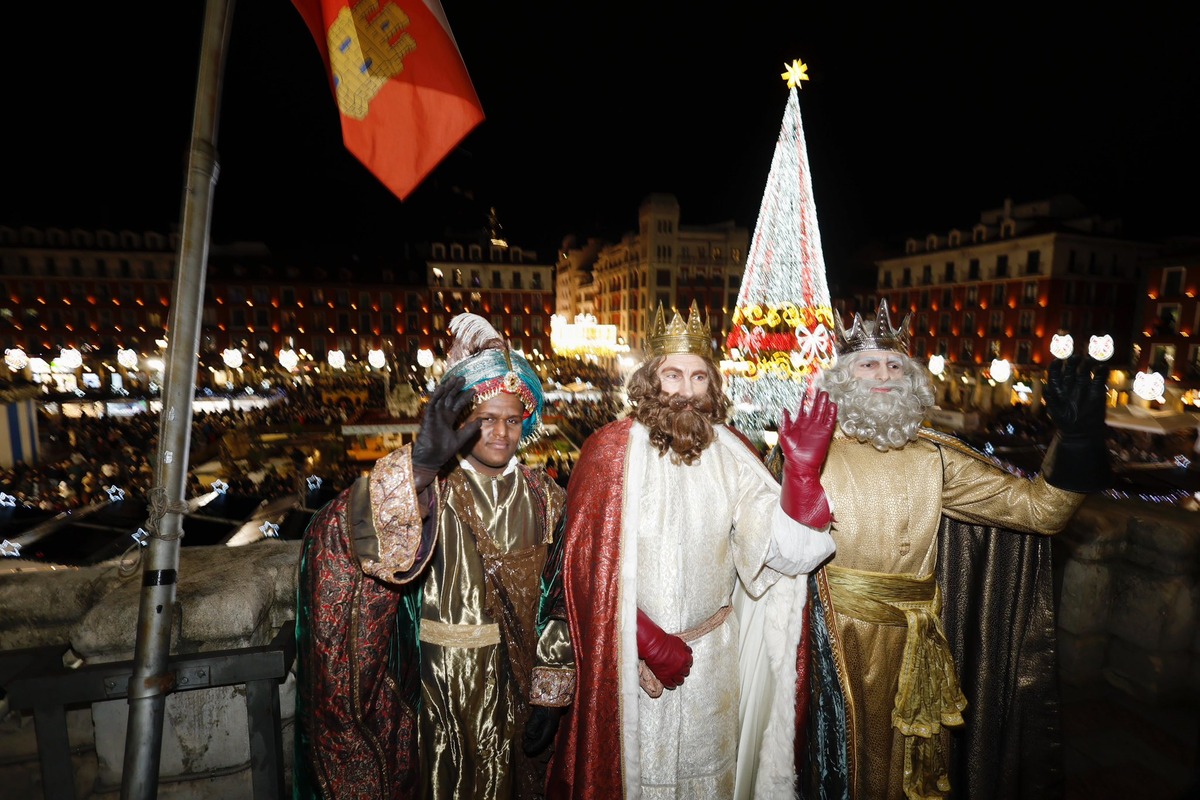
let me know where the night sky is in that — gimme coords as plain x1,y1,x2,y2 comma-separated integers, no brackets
5,2,1198,274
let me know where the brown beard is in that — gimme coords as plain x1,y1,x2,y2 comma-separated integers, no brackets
633,392,720,465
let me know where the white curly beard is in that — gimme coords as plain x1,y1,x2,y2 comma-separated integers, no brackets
830,379,928,451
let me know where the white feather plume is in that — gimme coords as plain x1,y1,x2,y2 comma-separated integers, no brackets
446,313,506,366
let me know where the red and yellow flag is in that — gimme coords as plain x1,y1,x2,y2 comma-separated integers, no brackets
291,0,484,201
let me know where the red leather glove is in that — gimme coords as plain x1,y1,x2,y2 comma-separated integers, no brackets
779,390,838,528
637,609,692,689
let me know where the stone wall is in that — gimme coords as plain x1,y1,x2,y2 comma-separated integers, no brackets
1055,496,1199,704
0,541,300,799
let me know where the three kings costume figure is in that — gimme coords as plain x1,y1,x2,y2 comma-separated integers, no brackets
737,301,1111,800
295,315,574,799
547,302,840,799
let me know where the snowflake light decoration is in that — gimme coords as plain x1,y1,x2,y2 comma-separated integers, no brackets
1050,333,1074,360
1088,334,1114,362
306,475,323,492
106,485,126,502
211,479,229,494
0,492,17,508
1,539,22,557
259,520,280,539
132,528,150,547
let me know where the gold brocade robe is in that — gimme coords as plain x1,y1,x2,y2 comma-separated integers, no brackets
420,463,572,800
819,432,1083,800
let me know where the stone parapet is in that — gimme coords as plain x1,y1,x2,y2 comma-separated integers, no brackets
0,540,301,798
1056,494,1199,705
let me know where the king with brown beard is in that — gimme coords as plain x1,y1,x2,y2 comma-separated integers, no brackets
546,302,839,799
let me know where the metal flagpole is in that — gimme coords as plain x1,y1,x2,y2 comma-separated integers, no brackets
121,0,235,796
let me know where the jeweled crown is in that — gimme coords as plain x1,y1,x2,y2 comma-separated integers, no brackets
834,300,911,356
646,301,713,358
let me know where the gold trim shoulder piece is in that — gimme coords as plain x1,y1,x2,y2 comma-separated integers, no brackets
646,301,713,358
835,299,911,356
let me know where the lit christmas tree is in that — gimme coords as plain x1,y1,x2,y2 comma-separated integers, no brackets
725,59,836,436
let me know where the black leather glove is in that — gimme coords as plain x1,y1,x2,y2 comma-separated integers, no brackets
411,376,481,473
522,705,563,757
1042,355,1111,492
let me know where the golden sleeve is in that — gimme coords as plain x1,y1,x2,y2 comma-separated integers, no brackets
939,445,1084,535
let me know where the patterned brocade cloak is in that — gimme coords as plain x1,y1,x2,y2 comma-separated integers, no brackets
293,445,568,799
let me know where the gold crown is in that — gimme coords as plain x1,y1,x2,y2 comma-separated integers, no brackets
834,300,911,356
647,301,713,358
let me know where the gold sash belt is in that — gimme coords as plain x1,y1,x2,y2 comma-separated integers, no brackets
638,605,732,699
826,565,967,799
419,619,501,648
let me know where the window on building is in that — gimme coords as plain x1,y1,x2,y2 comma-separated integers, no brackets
451,244,464,260
1155,304,1181,335
920,291,930,310
914,339,927,359
1016,341,1031,364
1026,250,1041,275
937,338,949,357
336,289,349,308
965,286,978,305
532,316,543,334
1018,311,1034,336
989,340,1002,358
992,284,1006,307
941,289,952,309
939,313,951,335
1023,282,1038,304
1187,344,1200,380
963,312,975,336
990,311,1004,336
960,338,974,361
512,272,523,289
902,268,912,287
968,259,980,280
1149,344,1175,375
944,262,956,282
995,255,1009,278
922,264,932,284
253,286,270,305
1163,267,1185,298
255,309,270,328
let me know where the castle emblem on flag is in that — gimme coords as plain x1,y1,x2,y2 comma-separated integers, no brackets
328,3,417,120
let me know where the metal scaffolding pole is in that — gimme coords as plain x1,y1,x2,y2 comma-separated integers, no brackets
121,0,235,796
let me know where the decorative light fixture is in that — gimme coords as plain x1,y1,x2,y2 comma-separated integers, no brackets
0,539,21,557
327,350,346,370
417,348,434,368
58,347,83,370
259,520,280,539
278,348,299,371
4,348,28,371
928,354,945,376
0,492,17,508
105,485,126,502
368,349,386,369
306,475,323,492
1088,334,1114,362
117,348,138,369
1133,371,1166,402
132,528,150,548
1050,333,1074,360
211,479,229,494
990,358,1012,383
221,348,243,369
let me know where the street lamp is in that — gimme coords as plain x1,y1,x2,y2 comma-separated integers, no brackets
117,348,138,370
368,349,386,369
221,348,243,369
989,358,1011,384
327,349,346,370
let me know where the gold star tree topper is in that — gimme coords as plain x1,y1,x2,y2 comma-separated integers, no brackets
781,59,810,89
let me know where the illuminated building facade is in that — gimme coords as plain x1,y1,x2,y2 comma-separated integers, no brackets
556,194,749,354
1136,251,1200,398
874,196,1160,370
